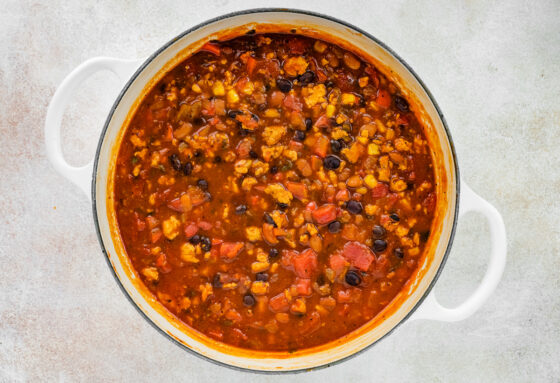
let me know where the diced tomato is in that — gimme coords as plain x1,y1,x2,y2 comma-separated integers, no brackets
336,289,352,303
134,213,146,231
269,90,285,107
375,89,391,108
310,155,323,171
288,140,304,151
386,193,399,208
197,221,213,231
231,327,248,341
423,192,436,213
211,238,224,246
337,303,350,316
312,204,337,225
163,124,173,142
225,309,242,322
200,42,221,56
167,198,184,212
269,293,290,313
335,189,350,202
184,222,198,239
314,115,330,129
371,183,389,198
155,253,172,273
236,139,252,158
150,228,162,244
146,216,159,230
311,134,329,158
249,194,261,208
341,241,374,271
292,248,318,278
379,214,391,226
287,38,309,54
286,181,308,200
305,201,318,211
219,242,244,260
300,311,321,334
329,253,348,276
295,278,312,296
247,56,257,77
397,115,409,126
283,94,302,111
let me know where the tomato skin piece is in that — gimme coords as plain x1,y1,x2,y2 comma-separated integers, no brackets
341,241,375,271
329,253,348,276
200,42,221,56
282,248,318,278
286,181,308,200
269,293,290,313
375,89,391,108
312,204,337,225
219,242,244,260
283,94,303,111
295,278,312,296
371,183,389,199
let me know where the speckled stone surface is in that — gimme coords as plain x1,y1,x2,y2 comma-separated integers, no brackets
1,0,559,381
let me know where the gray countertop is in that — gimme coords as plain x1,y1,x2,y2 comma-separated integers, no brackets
1,0,559,381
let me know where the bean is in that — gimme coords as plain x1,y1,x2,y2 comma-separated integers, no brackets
182,162,193,175
394,95,409,112
294,130,306,141
345,270,362,286
330,139,343,153
213,273,222,288
200,236,212,252
305,118,313,130
372,225,386,238
189,234,201,245
197,179,209,191
168,154,182,171
328,221,342,233
263,212,277,227
235,205,247,215
394,248,405,259
249,150,259,159
270,166,278,174
255,272,269,282
298,70,316,85
276,78,292,93
389,213,400,222
269,248,279,259
324,155,342,170
373,239,387,253
346,200,363,215
243,294,256,307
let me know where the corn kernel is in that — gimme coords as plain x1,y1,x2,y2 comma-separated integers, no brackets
326,104,336,118
212,81,225,96
368,143,380,156
341,93,357,105
364,174,377,188
227,89,240,104
191,83,202,93
356,187,368,195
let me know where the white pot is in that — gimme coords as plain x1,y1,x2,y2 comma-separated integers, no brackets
45,9,507,373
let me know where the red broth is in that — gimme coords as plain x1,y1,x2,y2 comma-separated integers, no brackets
114,34,436,351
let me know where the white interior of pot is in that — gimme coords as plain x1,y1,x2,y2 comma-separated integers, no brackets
94,10,457,371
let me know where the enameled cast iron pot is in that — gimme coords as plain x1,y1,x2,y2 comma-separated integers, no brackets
45,9,507,372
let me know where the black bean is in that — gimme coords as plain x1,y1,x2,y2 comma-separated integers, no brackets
243,294,256,307
346,200,363,215
373,239,387,253
213,273,222,288
193,117,206,126
249,150,259,159
168,154,182,171
235,204,247,215
270,166,278,174
389,213,400,222
255,272,269,282
372,225,386,238
298,70,316,85
277,78,292,93
305,118,313,131
269,248,279,259
197,179,209,191
263,212,277,227
182,162,193,175
200,236,212,252
214,156,222,163
325,80,335,88
345,270,362,286
420,230,430,242
394,248,405,259
328,221,342,233
330,139,343,153
246,29,256,35
294,130,306,141
394,95,409,112
194,150,202,157
227,109,242,119
324,155,342,170
277,202,288,210
189,234,201,245
204,191,212,201
239,128,250,137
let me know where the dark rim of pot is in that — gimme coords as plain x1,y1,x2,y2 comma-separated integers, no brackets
91,7,460,374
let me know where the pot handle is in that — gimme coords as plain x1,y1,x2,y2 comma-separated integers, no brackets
410,179,507,322
45,57,142,200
